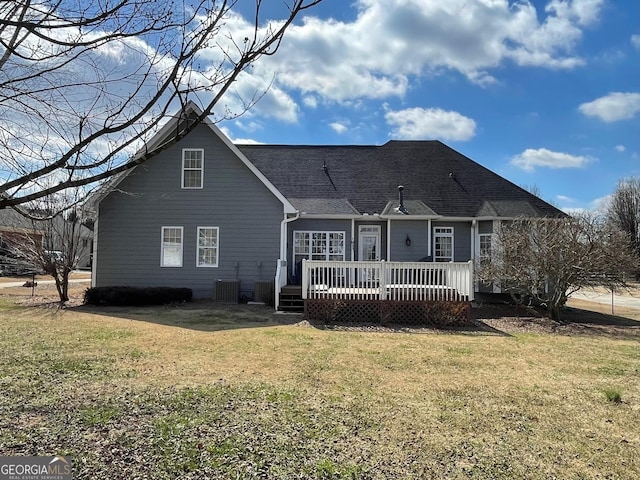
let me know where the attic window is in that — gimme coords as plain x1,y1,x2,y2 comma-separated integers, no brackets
182,148,204,189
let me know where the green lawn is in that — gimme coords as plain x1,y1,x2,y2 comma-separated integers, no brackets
0,300,638,479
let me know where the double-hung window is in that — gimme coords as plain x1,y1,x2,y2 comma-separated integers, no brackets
434,227,454,262
197,227,219,267
161,227,183,267
182,148,204,189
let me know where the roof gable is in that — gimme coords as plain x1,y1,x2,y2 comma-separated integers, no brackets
87,102,295,213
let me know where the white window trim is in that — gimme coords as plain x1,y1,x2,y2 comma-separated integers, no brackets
479,233,492,262
181,148,204,189
196,226,219,268
161,226,183,267
293,230,346,261
433,226,454,262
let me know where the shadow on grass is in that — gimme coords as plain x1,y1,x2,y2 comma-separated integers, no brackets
67,299,303,333
69,300,514,337
470,303,640,341
12,294,640,340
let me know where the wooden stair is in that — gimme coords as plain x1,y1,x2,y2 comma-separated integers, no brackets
279,285,304,312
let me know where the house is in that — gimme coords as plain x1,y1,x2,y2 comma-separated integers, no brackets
0,208,93,274
89,103,563,314
0,209,44,275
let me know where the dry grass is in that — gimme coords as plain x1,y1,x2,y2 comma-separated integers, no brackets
0,284,639,479
568,297,640,321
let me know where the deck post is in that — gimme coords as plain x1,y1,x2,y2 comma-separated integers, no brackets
379,260,387,300
468,260,474,301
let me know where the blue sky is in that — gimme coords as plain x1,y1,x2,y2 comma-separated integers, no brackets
218,0,640,213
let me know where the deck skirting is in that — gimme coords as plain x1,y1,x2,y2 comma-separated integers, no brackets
304,298,471,327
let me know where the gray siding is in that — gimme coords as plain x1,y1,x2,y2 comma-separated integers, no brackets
389,220,472,262
388,220,428,261
96,124,283,298
478,220,493,234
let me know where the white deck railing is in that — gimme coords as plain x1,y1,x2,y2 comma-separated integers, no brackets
301,259,474,301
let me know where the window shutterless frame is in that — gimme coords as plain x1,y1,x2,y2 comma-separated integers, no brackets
181,148,204,189
161,226,183,267
479,233,492,266
196,227,219,267
433,226,454,262
293,231,346,261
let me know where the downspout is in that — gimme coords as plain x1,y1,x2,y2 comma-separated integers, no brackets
386,218,391,261
471,219,476,260
91,206,98,288
471,219,477,293
275,211,300,311
351,218,355,261
427,219,432,259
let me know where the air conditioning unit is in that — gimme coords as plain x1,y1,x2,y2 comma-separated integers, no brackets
215,279,239,303
254,280,274,306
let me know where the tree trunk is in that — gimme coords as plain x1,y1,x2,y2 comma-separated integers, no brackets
54,270,69,304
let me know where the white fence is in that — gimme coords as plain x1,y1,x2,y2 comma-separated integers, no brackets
301,260,474,301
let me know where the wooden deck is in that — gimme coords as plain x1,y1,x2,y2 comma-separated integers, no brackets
301,260,474,302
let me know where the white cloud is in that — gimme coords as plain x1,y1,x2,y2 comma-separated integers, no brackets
302,96,318,108
219,126,262,144
329,122,348,134
0,0,614,176
615,145,626,152
511,148,594,171
562,195,611,215
579,92,640,122
557,194,575,202
259,0,604,102
590,194,611,212
632,34,640,50
560,194,610,215
385,107,476,141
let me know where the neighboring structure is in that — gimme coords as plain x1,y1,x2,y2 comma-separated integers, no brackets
88,103,564,308
0,208,93,274
0,209,44,274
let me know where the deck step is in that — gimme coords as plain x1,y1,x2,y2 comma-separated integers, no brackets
278,285,304,312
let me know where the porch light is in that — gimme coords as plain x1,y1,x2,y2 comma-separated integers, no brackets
405,234,411,247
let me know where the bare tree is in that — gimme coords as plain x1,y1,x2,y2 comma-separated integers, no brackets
8,191,90,303
0,0,322,210
607,177,640,273
477,214,639,320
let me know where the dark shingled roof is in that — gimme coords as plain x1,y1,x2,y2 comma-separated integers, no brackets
238,140,564,218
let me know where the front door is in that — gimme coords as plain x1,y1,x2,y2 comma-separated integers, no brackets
358,225,381,283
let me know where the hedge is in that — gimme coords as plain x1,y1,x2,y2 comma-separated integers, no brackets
83,286,193,306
